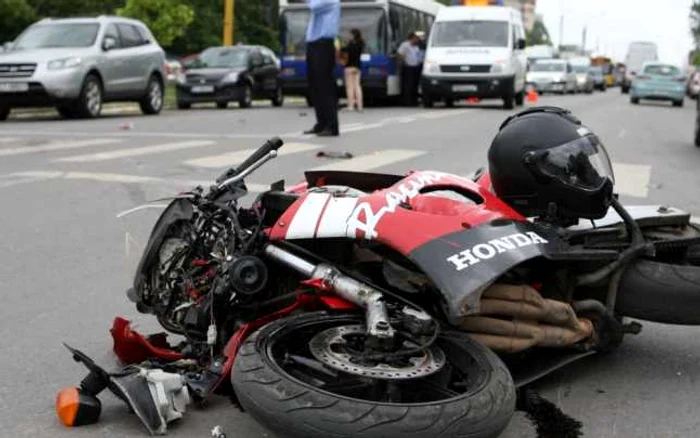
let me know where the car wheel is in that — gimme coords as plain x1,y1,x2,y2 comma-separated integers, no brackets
271,85,284,107
694,105,700,147
631,96,640,104
514,90,525,106
177,101,191,110
0,104,10,121
139,75,164,115
239,84,253,108
216,101,228,109
422,94,434,108
444,98,455,108
673,99,684,108
502,92,514,109
77,74,103,118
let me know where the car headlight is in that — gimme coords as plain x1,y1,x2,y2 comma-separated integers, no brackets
47,57,82,70
221,72,239,83
176,71,187,85
491,59,507,74
423,60,439,75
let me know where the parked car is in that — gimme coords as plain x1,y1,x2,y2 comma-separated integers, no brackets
686,70,700,99
572,63,594,93
630,63,685,107
589,66,607,91
525,59,577,94
0,16,166,121
175,45,283,110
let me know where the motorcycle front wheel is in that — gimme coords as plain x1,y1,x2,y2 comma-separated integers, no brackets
232,312,515,438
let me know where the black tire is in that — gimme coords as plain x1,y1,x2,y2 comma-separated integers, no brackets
0,105,10,121
422,94,434,108
306,94,314,107
618,259,700,324
514,90,525,106
694,104,700,147
272,84,284,107
216,101,228,109
631,96,640,104
444,98,454,108
673,99,684,107
239,84,253,108
502,92,514,110
139,75,164,115
233,312,515,438
76,74,103,118
177,101,191,110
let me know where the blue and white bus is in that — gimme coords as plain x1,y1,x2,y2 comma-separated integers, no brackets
279,0,443,104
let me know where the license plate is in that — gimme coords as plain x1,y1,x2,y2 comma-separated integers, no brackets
452,84,477,92
0,82,29,93
191,85,214,94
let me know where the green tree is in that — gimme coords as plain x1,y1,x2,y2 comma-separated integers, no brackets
0,0,36,43
117,0,194,47
526,18,551,46
28,0,123,17
691,1,700,46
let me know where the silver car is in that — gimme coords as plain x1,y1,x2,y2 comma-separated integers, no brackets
526,59,577,94
0,16,166,121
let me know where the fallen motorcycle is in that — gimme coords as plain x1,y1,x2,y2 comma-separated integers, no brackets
58,107,700,437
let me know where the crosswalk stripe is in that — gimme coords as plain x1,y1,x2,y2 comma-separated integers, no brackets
311,149,426,172
56,140,217,163
4,170,269,193
0,138,122,157
185,142,323,169
613,163,651,198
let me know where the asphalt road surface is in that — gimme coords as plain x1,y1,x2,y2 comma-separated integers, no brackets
1,90,700,438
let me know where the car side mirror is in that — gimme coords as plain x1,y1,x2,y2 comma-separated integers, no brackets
517,38,526,50
102,36,117,51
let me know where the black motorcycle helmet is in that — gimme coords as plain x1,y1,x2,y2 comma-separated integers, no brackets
488,106,615,220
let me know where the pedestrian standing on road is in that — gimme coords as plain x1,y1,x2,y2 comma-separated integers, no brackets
343,28,365,112
303,0,341,137
397,32,422,107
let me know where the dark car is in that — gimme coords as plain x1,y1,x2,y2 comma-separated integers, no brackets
175,45,283,109
589,66,607,91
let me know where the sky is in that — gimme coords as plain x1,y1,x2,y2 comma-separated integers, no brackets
535,0,695,66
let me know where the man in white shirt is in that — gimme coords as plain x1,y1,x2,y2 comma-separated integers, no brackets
397,32,422,106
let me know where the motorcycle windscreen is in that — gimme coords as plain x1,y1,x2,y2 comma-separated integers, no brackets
407,221,559,323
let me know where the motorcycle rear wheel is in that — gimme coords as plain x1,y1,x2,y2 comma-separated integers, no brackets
232,312,515,438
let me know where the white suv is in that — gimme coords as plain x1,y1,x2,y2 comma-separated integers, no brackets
0,16,166,121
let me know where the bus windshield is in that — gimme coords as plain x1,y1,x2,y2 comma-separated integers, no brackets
281,8,386,56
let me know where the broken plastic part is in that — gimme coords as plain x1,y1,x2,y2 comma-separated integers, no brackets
111,317,182,365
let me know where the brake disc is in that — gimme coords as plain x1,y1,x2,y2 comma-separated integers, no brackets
308,325,445,380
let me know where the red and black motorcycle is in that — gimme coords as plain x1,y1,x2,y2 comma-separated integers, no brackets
60,131,700,437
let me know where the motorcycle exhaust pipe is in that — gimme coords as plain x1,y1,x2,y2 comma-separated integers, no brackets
264,244,395,339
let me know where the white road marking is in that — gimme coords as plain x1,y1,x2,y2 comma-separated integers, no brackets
0,130,274,139
56,140,216,163
311,149,426,172
0,137,18,144
613,163,652,198
419,109,471,119
0,138,122,157
2,170,269,193
185,142,323,168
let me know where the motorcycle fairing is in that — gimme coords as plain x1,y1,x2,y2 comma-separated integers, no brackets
269,170,525,254
408,221,562,323
130,198,194,306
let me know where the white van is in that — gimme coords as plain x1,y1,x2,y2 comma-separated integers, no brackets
421,6,527,109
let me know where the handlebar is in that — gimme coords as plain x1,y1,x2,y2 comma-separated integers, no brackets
216,137,284,184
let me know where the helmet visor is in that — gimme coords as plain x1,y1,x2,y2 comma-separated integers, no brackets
528,134,615,191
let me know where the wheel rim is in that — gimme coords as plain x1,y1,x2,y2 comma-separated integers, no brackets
264,316,490,404
86,80,102,115
150,80,163,110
